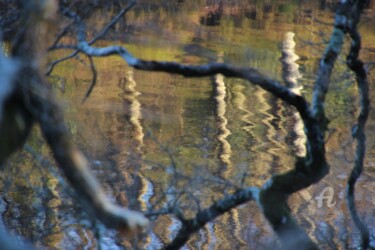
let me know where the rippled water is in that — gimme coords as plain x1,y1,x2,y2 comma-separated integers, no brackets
2,1,375,249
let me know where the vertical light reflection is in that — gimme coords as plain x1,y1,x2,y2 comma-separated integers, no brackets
253,87,281,177
232,84,255,135
281,31,306,157
122,67,154,211
195,225,208,249
214,73,232,170
281,31,319,244
231,208,248,248
123,68,144,151
205,222,217,250
213,53,233,178
121,67,157,249
212,53,239,249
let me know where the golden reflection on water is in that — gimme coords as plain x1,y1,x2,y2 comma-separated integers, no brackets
213,72,232,175
281,31,306,157
2,1,375,249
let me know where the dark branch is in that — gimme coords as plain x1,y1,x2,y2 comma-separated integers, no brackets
55,39,312,121
345,1,372,248
16,0,371,249
163,187,257,250
46,0,135,75
258,1,369,249
82,55,97,103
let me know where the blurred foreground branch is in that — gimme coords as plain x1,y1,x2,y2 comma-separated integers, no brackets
0,0,148,239
0,0,373,249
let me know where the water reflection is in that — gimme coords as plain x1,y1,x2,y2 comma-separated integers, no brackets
3,0,375,249
212,57,232,176
280,31,306,157
121,68,144,153
200,1,223,26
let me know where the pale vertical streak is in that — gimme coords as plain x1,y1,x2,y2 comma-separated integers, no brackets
213,52,233,177
253,87,280,176
281,32,318,242
123,67,156,248
204,222,217,250
232,84,255,135
124,68,144,151
231,208,248,248
281,32,306,157
214,73,232,171
123,67,150,210
212,53,249,249
212,54,235,249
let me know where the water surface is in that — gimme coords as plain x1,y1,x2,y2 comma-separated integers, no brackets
2,1,375,249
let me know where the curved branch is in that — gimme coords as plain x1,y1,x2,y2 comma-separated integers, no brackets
42,0,371,248
345,2,371,248
258,1,367,249
163,187,257,250
11,0,149,234
22,76,149,231
56,40,311,121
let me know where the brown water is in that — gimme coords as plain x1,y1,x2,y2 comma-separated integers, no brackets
2,1,375,249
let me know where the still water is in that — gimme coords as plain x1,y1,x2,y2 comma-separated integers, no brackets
2,1,375,249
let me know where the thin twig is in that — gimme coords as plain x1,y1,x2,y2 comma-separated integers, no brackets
82,55,97,103
46,0,136,75
163,187,257,250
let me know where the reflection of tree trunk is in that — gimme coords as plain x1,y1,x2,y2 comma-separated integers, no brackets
122,67,155,212
212,54,247,248
232,84,255,135
123,68,144,154
250,87,282,183
213,73,233,176
280,31,321,244
118,67,158,248
212,52,233,179
280,32,306,157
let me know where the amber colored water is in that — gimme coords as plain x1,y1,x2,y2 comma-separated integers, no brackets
1,1,375,249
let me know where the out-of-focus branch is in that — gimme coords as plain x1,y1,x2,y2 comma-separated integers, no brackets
49,1,356,248
4,0,149,236
345,1,372,249
0,44,33,166
0,49,16,123
30,0,371,248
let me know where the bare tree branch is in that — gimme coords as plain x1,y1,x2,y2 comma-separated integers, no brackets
345,1,372,248
257,1,369,249
2,0,373,249
46,0,136,75
48,0,369,248
82,55,97,103
6,0,149,234
54,41,311,121
163,187,257,250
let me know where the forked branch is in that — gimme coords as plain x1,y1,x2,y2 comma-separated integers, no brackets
48,0,370,248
